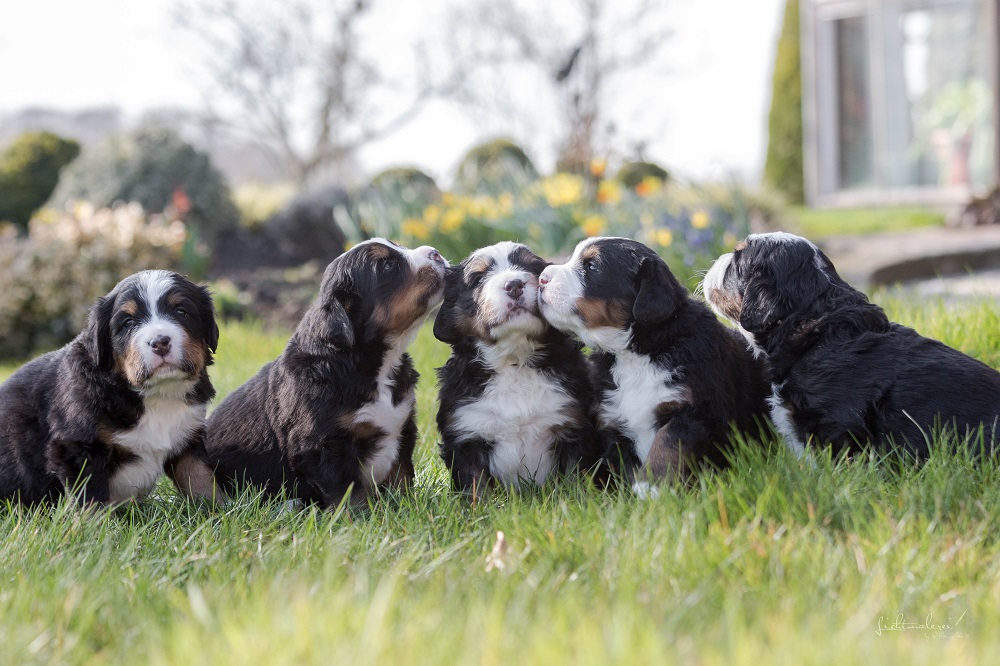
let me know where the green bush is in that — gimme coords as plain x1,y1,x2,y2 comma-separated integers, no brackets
764,0,805,204
0,131,80,232
453,138,539,195
51,126,239,242
0,203,186,359
342,167,441,246
615,161,670,189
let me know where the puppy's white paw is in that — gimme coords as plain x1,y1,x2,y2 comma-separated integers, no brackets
632,481,660,500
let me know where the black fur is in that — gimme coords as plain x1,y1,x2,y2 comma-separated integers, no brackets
708,233,1000,456
540,237,770,485
434,243,606,494
0,271,218,505
206,240,445,508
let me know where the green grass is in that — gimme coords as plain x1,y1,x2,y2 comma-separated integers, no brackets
787,206,945,239
3,301,1000,664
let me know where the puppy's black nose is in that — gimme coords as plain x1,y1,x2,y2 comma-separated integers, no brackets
150,335,171,357
428,249,444,265
505,279,524,299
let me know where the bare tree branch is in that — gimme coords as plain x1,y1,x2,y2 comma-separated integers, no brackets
174,0,457,186
442,0,673,172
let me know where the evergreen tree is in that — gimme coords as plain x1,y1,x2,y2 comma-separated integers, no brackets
764,0,805,204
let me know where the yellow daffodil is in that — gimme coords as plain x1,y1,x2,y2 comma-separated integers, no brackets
656,228,673,247
635,176,663,198
401,217,430,240
541,173,585,208
581,214,607,237
596,179,623,205
691,210,710,229
441,207,466,233
590,158,607,179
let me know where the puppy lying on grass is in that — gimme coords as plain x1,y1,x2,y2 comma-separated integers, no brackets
703,231,1000,457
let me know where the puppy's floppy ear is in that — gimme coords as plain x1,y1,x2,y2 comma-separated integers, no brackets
633,255,682,326
197,284,220,353
298,294,355,353
739,281,784,334
432,265,463,344
85,294,116,371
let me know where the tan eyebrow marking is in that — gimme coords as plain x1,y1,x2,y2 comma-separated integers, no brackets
463,255,493,280
366,243,392,259
579,244,601,263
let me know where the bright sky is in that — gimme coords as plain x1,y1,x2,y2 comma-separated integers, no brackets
0,0,784,183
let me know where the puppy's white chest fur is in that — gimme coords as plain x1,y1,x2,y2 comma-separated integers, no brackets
353,348,415,487
768,382,806,457
109,398,205,502
452,362,571,486
600,351,685,464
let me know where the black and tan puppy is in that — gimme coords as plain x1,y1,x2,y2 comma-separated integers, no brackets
538,237,769,493
206,239,447,508
0,270,220,505
702,231,1000,457
434,242,605,495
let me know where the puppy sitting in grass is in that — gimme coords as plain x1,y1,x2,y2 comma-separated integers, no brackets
206,239,447,509
539,237,770,494
0,270,221,506
434,242,606,497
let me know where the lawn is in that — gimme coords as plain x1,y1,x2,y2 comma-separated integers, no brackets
786,205,945,239
2,297,999,664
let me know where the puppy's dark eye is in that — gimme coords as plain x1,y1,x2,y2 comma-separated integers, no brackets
582,258,597,273
380,257,397,272
467,272,484,287
175,307,188,318
119,317,136,332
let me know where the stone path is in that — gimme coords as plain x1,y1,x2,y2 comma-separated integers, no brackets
818,225,1000,297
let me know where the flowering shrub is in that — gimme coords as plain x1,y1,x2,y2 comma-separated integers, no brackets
0,202,186,358
365,167,779,282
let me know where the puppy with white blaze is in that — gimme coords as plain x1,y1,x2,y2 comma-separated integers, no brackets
434,242,606,495
0,270,221,505
206,239,447,509
539,237,770,491
703,231,1000,458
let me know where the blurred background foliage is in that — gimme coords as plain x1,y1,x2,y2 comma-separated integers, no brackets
0,202,186,358
345,137,779,273
0,125,785,358
0,131,80,232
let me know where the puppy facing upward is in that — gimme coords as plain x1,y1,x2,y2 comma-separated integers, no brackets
538,237,770,489
702,231,1000,457
206,239,446,508
434,242,605,494
0,270,220,505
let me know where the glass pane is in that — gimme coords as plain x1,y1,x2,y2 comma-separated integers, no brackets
835,16,875,189
885,0,994,188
